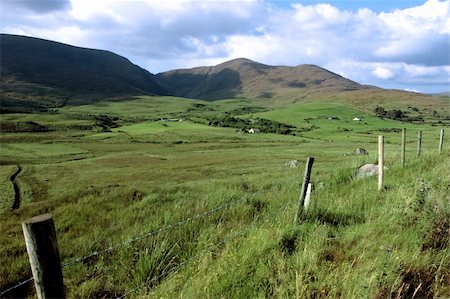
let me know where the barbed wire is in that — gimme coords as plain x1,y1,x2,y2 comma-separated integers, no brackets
0,277,33,298
117,228,248,299
62,188,263,267
117,182,294,299
116,185,295,299
1,183,281,297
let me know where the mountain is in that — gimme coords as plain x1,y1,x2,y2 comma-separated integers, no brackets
1,35,447,116
430,92,450,97
156,58,370,100
0,34,166,109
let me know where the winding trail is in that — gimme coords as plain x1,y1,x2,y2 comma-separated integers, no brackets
10,165,22,210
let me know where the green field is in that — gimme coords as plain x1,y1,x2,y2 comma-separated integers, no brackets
0,96,449,298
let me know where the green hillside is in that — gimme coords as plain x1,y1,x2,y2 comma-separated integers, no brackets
0,34,166,110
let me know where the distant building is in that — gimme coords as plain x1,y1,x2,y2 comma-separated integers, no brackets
160,118,182,122
248,128,260,134
353,117,362,121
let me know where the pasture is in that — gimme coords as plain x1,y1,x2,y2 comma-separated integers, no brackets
0,96,449,298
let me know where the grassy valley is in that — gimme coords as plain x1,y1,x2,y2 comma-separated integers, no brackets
0,95,449,298
1,34,449,299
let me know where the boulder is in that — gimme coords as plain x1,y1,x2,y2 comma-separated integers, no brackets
285,160,300,168
356,164,387,179
355,148,368,155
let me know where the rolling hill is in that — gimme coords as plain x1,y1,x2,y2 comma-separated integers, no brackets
0,34,167,109
0,35,447,118
156,58,369,100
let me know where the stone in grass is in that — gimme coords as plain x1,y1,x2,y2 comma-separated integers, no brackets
285,160,300,168
356,164,388,179
355,148,368,155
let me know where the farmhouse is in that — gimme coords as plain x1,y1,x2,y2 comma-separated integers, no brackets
353,117,362,121
248,128,260,134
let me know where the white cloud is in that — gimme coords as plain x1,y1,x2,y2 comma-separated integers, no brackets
372,67,395,80
0,0,449,92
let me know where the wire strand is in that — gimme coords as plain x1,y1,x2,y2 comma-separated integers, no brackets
0,277,33,297
62,188,263,267
117,229,247,299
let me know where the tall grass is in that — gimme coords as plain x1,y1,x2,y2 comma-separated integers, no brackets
0,98,448,298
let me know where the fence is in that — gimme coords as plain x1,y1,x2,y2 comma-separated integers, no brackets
1,187,269,298
0,128,445,298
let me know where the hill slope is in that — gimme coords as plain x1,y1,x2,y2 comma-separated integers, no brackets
156,58,370,100
0,34,166,109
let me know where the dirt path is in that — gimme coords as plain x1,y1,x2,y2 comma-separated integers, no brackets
10,165,22,210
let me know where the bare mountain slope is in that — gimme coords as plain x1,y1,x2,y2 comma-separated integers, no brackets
156,58,369,100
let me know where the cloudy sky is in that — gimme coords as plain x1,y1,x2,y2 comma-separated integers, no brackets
1,0,449,93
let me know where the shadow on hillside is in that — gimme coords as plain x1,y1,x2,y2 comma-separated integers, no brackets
157,68,242,100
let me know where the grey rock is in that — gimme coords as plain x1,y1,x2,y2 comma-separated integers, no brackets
355,148,368,155
356,164,388,179
285,160,300,168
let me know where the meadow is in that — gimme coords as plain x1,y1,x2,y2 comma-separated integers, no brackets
0,96,449,298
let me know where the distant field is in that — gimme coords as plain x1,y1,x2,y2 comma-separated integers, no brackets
0,96,448,298
249,102,443,142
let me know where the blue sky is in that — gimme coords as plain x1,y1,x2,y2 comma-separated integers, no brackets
268,0,425,13
1,0,449,93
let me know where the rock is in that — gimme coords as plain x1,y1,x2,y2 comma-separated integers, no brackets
356,164,388,179
285,160,300,168
355,148,368,155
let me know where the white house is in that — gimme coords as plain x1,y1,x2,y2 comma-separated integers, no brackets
248,128,260,134
353,117,362,121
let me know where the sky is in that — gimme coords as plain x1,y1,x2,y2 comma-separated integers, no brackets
1,0,449,93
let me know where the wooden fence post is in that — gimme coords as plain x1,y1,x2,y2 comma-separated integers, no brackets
439,128,444,154
378,135,384,191
401,128,406,167
303,183,312,211
417,130,422,157
294,157,314,224
22,214,65,299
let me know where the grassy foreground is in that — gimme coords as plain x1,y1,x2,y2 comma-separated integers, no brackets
0,96,448,298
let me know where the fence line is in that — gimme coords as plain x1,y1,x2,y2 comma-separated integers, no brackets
0,277,34,298
2,129,446,297
121,184,297,298
95,183,283,298
118,229,247,299
62,189,263,268
0,189,263,297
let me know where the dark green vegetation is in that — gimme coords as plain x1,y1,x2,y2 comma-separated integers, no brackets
0,95,449,298
207,116,295,134
1,34,166,110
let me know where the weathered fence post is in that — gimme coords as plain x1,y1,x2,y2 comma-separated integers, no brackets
294,157,314,224
303,183,312,211
378,135,384,190
22,214,65,299
401,128,406,167
417,130,422,157
439,128,444,154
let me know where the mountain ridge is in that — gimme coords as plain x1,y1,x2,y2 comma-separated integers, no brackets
156,57,369,100
1,34,447,117
1,34,166,109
